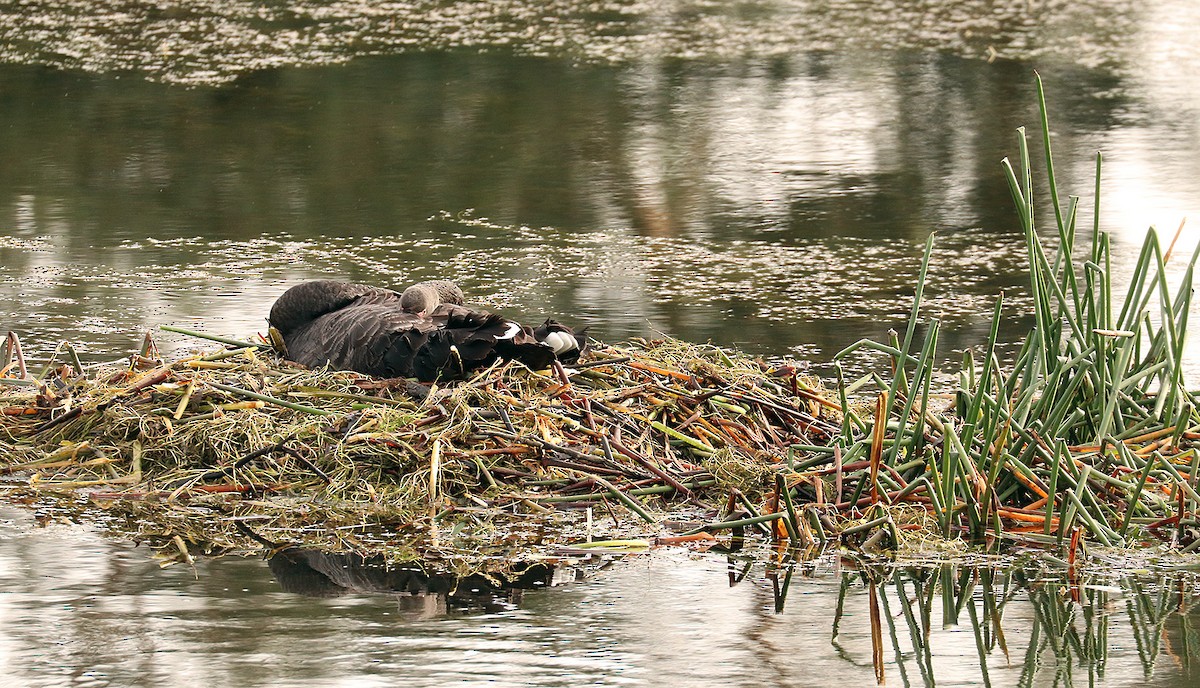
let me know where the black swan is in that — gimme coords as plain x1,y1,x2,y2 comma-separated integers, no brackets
268,279,585,381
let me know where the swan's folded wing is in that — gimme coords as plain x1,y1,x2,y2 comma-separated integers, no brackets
269,280,400,337
285,304,427,377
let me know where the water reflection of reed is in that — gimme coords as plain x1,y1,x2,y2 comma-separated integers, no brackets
766,556,1200,687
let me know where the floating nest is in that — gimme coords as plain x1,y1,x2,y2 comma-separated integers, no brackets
0,334,841,575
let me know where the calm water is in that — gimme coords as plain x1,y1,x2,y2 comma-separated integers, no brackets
4,1,1200,685
3,506,1199,688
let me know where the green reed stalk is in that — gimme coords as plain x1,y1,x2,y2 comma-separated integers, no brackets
776,473,802,546
1120,450,1157,537
160,325,266,350
207,381,333,415
884,319,939,468
1044,441,1067,537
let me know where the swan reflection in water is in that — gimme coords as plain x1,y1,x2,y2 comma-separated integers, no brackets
266,547,560,614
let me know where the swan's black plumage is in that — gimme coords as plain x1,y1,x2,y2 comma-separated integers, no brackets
268,280,584,381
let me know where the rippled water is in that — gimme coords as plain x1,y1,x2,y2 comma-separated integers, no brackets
4,1,1200,686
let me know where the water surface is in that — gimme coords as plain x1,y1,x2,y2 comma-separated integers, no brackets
2,44,1199,374
3,507,1199,687
4,2,1200,686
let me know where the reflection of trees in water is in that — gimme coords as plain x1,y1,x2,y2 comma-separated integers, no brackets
0,51,1138,364
0,49,1131,245
0,48,1129,244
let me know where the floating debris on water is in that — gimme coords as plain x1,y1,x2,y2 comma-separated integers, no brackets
0,0,1147,86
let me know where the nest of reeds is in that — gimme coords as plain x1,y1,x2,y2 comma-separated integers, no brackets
0,332,839,574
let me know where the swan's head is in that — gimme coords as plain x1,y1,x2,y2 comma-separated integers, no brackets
400,284,440,315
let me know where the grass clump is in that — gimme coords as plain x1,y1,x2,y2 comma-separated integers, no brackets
820,75,1200,556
